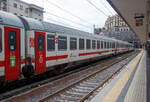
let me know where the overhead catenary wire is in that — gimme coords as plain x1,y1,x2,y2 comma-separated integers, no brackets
44,11,92,28
86,0,109,17
45,0,93,25
99,0,114,16
45,16,86,30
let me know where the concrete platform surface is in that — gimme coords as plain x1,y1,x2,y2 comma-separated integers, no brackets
90,50,148,102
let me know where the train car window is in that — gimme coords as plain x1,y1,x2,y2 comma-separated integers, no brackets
38,35,44,51
58,36,67,50
112,42,115,48
97,41,100,49
92,40,96,49
110,42,112,48
101,41,103,49
116,42,119,48
8,30,17,51
86,39,91,49
79,38,84,50
47,35,55,51
107,42,109,49
104,42,107,49
70,37,77,50
0,29,2,52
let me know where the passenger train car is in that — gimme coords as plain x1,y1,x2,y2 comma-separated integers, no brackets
0,11,133,84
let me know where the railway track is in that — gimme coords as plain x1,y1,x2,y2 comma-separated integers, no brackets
1,50,139,102
38,51,139,102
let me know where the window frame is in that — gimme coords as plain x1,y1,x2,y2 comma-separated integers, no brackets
47,34,55,51
107,42,109,49
104,41,107,49
92,40,96,49
79,38,84,50
38,34,44,51
70,37,77,50
101,41,103,49
97,40,100,49
58,36,67,51
20,5,23,10
25,8,28,13
8,30,17,51
14,3,17,8
86,39,91,49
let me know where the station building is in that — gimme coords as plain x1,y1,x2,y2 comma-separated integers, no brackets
104,14,130,32
0,0,44,21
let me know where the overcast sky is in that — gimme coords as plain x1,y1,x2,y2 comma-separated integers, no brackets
22,0,116,33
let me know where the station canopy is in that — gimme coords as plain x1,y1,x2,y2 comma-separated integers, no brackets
107,0,149,43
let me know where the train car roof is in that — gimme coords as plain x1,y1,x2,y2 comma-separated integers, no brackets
43,22,91,36
43,22,132,45
19,16,44,30
0,11,24,28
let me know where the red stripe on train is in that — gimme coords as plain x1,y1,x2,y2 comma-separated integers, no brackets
46,55,68,61
79,50,110,56
19,55,68,64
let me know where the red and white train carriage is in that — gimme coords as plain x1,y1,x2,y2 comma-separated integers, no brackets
0,11,25,83
0,11,133,84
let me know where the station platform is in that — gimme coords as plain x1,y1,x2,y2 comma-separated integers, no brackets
90,50,149,102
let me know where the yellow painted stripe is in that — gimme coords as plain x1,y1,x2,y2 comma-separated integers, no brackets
101,50,143,102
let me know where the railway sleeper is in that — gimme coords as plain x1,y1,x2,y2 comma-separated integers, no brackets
63,92,83,98
70,88,91,93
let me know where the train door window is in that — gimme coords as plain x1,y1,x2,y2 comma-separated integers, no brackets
70,37,77,50
0,28,2,52
101,41,103,49
38,35,44,51
86,39,91,49
97,40,100,49
79,38,84,50
92,40,96,49
8,30,17,51
58,36,67,50
47,35,55,51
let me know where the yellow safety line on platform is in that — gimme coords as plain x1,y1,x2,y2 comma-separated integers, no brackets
101,50,144,102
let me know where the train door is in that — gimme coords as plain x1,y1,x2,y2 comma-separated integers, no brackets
4,26,20,81
35,31,46,74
